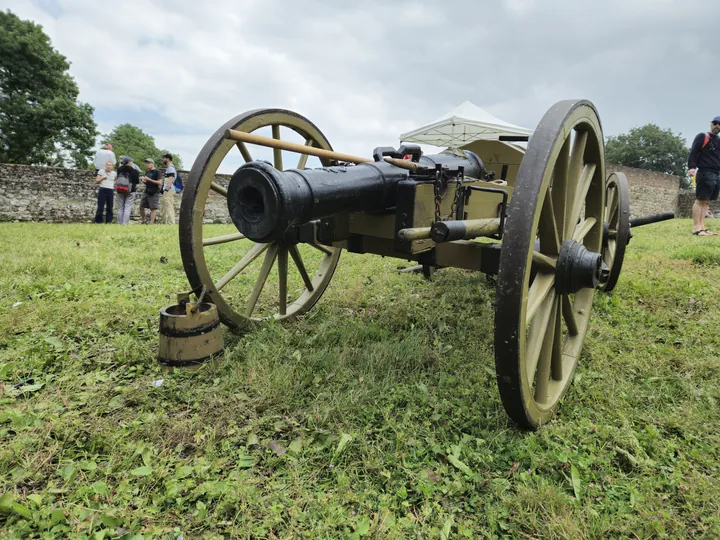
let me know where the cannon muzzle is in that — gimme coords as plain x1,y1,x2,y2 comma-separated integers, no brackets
227,150,484,243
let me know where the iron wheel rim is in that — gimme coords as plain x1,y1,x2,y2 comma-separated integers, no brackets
179,109,342,329
495,100,606,429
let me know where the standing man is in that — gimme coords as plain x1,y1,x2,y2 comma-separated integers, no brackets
94,160,116,223
139,157,162,224
115,156,140,225
159,153,177,225
687,116,720,236
93,143,116,174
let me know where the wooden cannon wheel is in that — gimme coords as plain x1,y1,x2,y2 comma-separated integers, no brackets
495,100,606,429
601,172,630,292
179,109,341,330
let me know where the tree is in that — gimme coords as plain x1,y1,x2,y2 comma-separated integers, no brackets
157,148,183,170
605,123,690,187
0,10,97,168
101,123,183,170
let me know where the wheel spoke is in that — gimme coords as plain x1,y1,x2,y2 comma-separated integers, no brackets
236,141,253,163
526,290,556,386
297,139,314,169
310,242,333,256
289,245,314,291
272,124,283,171
526,272,555,325
245,243,279,317
278,247,288,315
564,130,588,237
606,239,617,268
532,251,557,271
551,137,571,239
572,216,597,242
562,294,578,336
605,186,617,222
570,162,597,230
609,198,619,224
215,242,269,291
550,301,564,381
534,296,559,403
538,190,560,255
203,231,246,246
211,182,228,197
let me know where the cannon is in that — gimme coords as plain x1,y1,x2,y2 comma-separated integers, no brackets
176,101,673,429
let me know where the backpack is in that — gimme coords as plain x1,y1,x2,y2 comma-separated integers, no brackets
173,171,184,193
115,171,131,193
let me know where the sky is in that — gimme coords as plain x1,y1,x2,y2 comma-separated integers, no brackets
2,0,719,173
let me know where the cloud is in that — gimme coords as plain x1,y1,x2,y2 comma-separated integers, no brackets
2,0,719,173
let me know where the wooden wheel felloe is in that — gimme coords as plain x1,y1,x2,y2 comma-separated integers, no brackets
179,109,341,330
601,172,630,292
495,100,606,429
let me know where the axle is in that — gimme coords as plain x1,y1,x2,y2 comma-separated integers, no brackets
227,150,485,243
629,211,674,228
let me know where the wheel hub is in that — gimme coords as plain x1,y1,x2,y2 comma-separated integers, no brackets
555,240,609,294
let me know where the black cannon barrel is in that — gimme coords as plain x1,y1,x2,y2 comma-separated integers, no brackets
227,150,484,243
629,211,675,228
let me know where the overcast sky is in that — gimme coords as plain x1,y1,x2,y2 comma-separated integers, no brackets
3,0,719,173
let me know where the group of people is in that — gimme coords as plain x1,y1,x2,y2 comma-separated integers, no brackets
93,143,180,225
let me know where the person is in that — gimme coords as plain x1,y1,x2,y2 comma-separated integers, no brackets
139,157,163,224
687,116,720,236
159,153,177,225
119,155,143,174
115,156,140,225
93,144,116,174
94,160,116,223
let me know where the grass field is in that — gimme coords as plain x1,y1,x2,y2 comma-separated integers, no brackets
1,219,719,538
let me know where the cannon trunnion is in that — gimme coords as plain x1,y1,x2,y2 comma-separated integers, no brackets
177,102,673,429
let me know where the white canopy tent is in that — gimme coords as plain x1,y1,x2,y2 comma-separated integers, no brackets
398,100,533,148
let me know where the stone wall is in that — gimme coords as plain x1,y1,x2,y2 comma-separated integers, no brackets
677,190,720,217
605,164,679,218
0,164,231,224
0,161,685,224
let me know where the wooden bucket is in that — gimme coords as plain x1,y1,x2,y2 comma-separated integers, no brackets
158,302,224,368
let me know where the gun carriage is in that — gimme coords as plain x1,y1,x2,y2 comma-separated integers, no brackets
174,100,673,428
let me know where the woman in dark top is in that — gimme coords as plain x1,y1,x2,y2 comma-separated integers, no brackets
115,156,140,225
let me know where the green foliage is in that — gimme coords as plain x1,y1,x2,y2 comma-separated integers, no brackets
0,10,97,168
0,220,718,537
101,124,159,170
101,124,183,171
606,124,690,187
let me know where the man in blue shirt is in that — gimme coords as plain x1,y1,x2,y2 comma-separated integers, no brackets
687,116,720,236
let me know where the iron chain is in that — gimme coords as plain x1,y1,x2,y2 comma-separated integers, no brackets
433,170,442,224
433,169,465,223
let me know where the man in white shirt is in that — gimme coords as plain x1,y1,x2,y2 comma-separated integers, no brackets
94,160,117,223
93,144,116,174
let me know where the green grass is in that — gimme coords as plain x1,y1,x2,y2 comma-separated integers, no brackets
0,219,719,538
